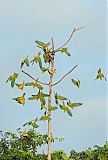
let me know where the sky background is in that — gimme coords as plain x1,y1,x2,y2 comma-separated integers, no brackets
0,0,107,154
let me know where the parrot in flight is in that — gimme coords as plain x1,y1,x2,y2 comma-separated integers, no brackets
95,68,107,81
13,93,26,105
15,81,25,90
6,72,18,88
71,79,80,88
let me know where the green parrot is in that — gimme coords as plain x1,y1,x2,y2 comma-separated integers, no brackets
15,81,25,90
95,68,107,81
13,93,26,106
54,92,67,105
40,111,50,122
22,129,28,137
60,47,71,56
20,56,29,68
35,40,50,52
28,91,49,101
67,101,82,109
25,81,43,90
72,79,80,88
59,102,72,117
48,68,56,75
6,72,18,88
30,52,41,65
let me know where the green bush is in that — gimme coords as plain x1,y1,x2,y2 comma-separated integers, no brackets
51,150,70,160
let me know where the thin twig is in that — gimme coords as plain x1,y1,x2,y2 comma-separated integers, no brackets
52,65,78,86
21,70,49,86
55,26,85,52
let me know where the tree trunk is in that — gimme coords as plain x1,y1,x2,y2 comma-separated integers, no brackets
48,38,54,160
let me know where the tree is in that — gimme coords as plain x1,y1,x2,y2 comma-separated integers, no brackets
6,27,84,160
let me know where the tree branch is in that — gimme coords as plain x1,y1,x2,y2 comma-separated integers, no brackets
52,65,78,86
21,70,49,86
55,26,85,52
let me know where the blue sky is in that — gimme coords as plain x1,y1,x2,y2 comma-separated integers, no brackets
0,0,107,154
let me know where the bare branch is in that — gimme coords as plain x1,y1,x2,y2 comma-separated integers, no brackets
55,26,85,52
21,70,49,86
52,65,78,86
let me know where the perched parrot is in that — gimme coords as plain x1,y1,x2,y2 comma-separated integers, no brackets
13,93,26,105
15,81,25,90
25,81,43,90
49,105,58,111
48,69,56,75
40,111,50,122
40,67,48,74
30,52,41,65
95,68,107,81
41,103,46,110
22,129,28,137
72,79,80,88
6,72,18,88
35,40,50,52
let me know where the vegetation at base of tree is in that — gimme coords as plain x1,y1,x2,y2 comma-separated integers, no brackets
0,129,108,160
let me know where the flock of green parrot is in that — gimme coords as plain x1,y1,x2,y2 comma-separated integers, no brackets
6,40,107,120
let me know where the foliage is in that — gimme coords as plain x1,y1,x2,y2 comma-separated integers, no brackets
70,142,108,160
0,129,108,160
0,128,49,156
51,150,70,160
